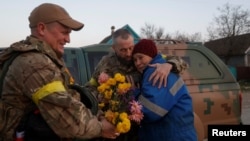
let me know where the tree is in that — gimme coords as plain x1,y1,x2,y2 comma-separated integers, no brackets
207,3,250,40
140,23,202,42
140,23,156,39
155,27,164,40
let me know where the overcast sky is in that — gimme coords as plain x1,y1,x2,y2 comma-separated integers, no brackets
0,0,249,47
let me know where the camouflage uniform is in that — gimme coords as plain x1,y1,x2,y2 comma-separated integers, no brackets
0,36,101,141
85,52,187,141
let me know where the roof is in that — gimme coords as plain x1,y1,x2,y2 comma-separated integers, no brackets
204,33,250,56
99,24,141,44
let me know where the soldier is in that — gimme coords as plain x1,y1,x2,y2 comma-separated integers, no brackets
0,3,118,141
85,29,188,141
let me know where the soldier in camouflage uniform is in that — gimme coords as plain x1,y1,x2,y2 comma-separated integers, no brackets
0,3,119,141
85,29,188,141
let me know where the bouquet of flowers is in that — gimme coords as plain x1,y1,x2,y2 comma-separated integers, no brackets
96,72,143,133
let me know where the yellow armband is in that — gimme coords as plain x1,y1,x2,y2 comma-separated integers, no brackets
32,81,66,105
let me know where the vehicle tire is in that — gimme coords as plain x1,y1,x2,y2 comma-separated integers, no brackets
193,112,205,141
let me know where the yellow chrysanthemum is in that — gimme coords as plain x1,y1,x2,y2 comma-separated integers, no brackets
112,112,119,124
116,118,131,133
98,102,105,109
119,112,128,120
104,90,113,99
97,84,105,93
117,83,131,95
107,78,116,86
97,83,111,94
105,110,116,123
114,73,125,83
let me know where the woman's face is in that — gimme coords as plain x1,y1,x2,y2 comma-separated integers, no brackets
133,53,153,73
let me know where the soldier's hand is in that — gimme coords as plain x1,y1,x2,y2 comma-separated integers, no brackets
148,63,172,88
100,117,120,139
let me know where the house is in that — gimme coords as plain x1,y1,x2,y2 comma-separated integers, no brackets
204,33,250,67
99,24,141,44
204,33,250,80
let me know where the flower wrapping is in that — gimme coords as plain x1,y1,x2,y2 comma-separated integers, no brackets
97,72,143,133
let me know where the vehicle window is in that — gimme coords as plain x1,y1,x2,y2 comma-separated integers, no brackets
180,49,221,79
160,48,221,80
87,52,108,74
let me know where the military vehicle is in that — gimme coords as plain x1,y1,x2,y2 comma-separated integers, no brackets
63,40,242,141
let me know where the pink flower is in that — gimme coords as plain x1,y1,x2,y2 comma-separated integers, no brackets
129,100,144,123
130,100,143,113
129,113,144,124
98,72,110,84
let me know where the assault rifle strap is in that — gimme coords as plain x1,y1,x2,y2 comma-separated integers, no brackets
0,52,20,98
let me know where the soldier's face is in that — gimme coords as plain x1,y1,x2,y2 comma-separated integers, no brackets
43,22,71,58
112,36,134,63
133,53,153,73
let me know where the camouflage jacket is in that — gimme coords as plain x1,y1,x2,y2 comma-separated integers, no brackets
0,36,101,141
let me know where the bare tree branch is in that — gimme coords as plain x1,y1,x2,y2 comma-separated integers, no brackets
140,23,202,42
207,3,250,40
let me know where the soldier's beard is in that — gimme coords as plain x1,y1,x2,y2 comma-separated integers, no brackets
117,55,133,66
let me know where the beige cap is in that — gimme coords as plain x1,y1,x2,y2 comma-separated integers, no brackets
29,3,84,31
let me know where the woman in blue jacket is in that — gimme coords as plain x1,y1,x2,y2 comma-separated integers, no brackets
132,39,197,141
